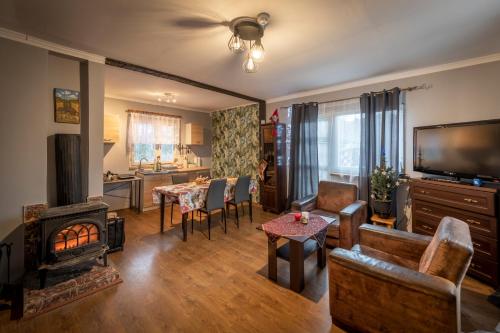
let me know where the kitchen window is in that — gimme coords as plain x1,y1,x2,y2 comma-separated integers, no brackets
127,110,180,168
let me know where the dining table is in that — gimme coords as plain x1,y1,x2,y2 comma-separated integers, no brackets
152,178,258,241
261,213,335,292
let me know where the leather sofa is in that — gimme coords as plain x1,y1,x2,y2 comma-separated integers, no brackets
329,217,473,333
291,181,367,248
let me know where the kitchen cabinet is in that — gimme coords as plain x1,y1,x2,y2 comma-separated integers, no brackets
185,123,203,145
104,114,120,143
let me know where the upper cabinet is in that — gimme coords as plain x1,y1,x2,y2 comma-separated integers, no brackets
185,123,203,145
104,113,120,143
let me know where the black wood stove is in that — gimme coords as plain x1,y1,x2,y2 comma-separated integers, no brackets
38,202,108,288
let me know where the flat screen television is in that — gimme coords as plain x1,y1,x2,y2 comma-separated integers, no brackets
413,119,500,180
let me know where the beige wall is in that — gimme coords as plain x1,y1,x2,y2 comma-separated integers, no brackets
267,61,500,177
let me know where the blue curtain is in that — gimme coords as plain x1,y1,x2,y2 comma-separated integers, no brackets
287,102,319,207
359,88,402,202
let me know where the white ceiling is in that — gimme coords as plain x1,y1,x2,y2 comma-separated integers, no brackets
1,0,500,101
104,66,250,112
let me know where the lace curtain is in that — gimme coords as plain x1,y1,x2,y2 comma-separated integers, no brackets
127,111,180,145
127,111,180,165
318,98,361,184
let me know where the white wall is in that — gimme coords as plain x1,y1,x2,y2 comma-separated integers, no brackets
103,97,212,174
0,38,49,241
82,61,105,199
267,61,500,177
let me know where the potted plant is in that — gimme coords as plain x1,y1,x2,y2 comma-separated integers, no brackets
370,160,399,218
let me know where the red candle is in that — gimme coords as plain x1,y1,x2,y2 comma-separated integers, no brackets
294,212,302,221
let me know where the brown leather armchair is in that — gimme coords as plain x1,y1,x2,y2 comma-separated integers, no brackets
291,181,367,248
329,217,473,333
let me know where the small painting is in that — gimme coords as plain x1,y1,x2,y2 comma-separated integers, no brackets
54,88,80,124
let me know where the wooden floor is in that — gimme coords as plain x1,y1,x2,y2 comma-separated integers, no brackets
1,206,499,332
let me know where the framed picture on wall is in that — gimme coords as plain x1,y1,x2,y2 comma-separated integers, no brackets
54,88,80,124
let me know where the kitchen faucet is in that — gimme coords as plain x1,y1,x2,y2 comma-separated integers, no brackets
138,157,148,171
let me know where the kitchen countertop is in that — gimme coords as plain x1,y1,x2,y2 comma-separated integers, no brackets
136,166,210,176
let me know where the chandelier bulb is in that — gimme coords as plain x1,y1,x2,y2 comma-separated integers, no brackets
250,39,265,62
228,33,246,53
243,54,258,73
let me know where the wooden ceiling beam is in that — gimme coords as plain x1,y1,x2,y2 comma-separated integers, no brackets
105,58,265,104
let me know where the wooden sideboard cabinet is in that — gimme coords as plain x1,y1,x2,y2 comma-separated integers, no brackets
410,179,499,286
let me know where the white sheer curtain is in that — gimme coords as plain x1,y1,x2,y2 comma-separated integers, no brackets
127,111,180,165
127,112,179,145
318,99,361,184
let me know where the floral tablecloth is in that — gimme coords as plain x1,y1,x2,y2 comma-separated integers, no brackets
152,178,257,214
261,213,331,247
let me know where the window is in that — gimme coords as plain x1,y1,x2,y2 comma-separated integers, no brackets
127,111,180,167
131,143,175,165
318,99,361,184
318,97,405,185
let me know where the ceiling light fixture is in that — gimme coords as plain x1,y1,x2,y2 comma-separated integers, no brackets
164,92,177,103
228,12,270,73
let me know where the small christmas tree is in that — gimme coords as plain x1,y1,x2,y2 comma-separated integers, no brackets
370,157,398,202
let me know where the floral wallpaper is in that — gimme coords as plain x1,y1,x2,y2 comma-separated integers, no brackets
211,104,260,201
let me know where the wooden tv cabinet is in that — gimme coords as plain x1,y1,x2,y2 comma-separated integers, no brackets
410,178,499,287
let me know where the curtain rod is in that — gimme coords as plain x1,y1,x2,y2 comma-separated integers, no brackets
318,83,432,105
126,109,182,118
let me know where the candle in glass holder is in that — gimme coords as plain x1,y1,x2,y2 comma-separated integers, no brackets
301,211,310,224
294,212,302,221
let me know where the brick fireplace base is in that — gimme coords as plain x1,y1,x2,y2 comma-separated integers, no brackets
23,262,122,319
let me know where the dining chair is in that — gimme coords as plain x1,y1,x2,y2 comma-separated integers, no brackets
170,173,190,226
226,175,252,227
197,178,227,240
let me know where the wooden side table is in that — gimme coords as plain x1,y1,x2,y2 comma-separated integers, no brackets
371,214,396,229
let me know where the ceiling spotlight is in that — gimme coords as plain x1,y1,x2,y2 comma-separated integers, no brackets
163,92,177,103
157,97,162,102
228,13,270,73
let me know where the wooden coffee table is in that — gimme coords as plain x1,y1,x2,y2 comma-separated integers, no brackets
261,214,334,292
